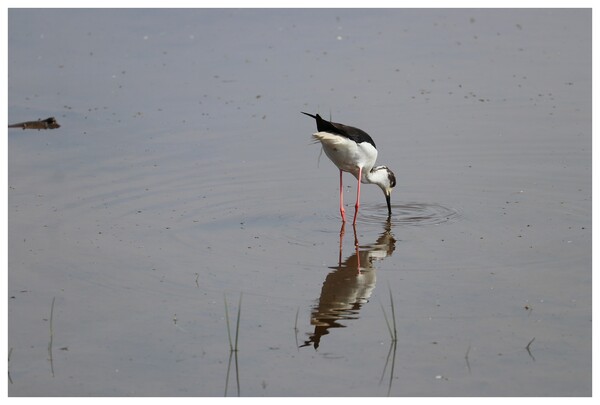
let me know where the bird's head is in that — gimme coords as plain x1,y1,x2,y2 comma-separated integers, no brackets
370,166,396,215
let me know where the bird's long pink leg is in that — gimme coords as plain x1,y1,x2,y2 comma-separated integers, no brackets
353,167,362,225
339,170,346,222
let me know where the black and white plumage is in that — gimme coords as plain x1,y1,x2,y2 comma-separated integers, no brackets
302,112,396,224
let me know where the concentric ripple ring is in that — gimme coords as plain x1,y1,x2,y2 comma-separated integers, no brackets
357,202,461,226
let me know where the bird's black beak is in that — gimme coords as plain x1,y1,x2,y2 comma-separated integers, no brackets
385,192,392,216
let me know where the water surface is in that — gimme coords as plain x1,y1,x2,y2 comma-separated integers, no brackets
7,9,591,396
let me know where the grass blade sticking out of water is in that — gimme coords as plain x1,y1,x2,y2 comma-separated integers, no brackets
224,293,243,352
293,307,300,350
48,297,56,377
234,293,242,352
388,287,397,342
8,347,13,384
465,344,472,373
526,337,536,361
380,285,398,342
224,294,233,352
380,302,394,340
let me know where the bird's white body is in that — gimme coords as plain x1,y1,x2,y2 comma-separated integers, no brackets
313,132,394,193
312,132,377,181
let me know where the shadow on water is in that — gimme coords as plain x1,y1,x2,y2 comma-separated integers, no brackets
380,337,398,396
301,218,396,350
223,293,242,397
224,350,240,397
379,286,399,396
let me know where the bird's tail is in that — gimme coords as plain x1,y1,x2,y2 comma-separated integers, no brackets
301,111,317,119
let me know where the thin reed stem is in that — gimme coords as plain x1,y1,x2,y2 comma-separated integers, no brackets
234,293,242,352
224,294,233,351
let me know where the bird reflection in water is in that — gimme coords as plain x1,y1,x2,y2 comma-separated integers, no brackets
301,218,396,349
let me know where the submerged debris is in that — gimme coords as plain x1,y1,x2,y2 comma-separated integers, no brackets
8,117,60,130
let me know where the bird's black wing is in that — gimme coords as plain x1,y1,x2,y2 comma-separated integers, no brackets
301,112,376,148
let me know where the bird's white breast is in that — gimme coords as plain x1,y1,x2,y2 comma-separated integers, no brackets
312,132,378,180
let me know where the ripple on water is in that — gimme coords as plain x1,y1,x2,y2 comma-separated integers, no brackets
356,202,461,226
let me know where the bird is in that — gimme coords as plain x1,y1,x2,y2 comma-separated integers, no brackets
302,112,396,224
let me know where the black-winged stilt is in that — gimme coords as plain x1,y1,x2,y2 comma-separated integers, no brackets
302,112,396,224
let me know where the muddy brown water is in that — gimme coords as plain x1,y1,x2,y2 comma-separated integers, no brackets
7,9,591,396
